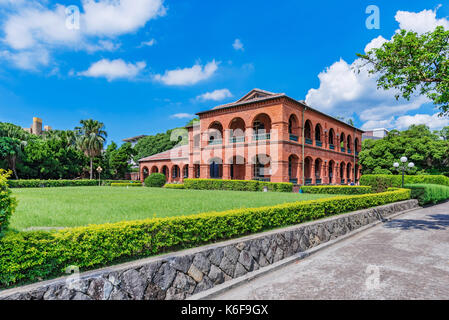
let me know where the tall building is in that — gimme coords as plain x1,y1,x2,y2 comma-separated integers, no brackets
139,89,364,185
23,117,52,135
362,128,389,141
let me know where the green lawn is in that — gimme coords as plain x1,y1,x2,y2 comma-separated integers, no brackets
10,187,337,231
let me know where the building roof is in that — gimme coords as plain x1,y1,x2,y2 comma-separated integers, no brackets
139,144,188,162
196,88,364,133
122,135,147,142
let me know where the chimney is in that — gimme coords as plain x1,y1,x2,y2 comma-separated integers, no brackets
32,117,42,135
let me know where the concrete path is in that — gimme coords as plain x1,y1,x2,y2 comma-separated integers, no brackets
213,201,449,300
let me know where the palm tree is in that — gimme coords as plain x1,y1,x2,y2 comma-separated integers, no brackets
75,119,107,179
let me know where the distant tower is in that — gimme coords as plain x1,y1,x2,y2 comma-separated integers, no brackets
31,117,43,135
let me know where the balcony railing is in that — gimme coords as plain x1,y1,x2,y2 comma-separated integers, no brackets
355,151,359,156
253,133,270,141
341,147,345,152
289,134,299,142
316,140,322,147
329,144,335,150
347,149,352,154
305,178,312,185
341,179,345,184
316,178,322,185
305,138,313,145
208,139,222,145
229,136,245,143
289,178,298,184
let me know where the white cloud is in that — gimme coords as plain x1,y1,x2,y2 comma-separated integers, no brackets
362,113,449,131
364,35,388,53
395,7,449,34
0,0,165,70
82,0,166,37
306,7,449,131
196,89,233,101
0,49,50,71
78,59,146,81
232,39,244,51
170,113,195,119
154,60,219,86
139,39,156,47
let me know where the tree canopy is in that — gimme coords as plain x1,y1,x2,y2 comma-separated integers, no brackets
357,26,449,115
359,124,449,175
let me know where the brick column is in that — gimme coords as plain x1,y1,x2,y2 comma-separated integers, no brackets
311,164,316,184
200,164,210,179
223,164,231,180
322,161,329,184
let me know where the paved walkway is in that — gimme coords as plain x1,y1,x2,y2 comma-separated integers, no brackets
214,201,449,300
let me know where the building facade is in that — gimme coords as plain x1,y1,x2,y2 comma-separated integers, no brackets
23,117,52,135
139,89,363,185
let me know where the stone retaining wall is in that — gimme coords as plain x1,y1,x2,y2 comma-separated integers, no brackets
0,200,418,300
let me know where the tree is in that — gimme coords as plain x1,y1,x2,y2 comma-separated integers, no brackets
133,129,183,163
109,142,136,179
440,126,449,140
359,124,449,175
0,137,24,179
75,119,107,179
357,26,449,115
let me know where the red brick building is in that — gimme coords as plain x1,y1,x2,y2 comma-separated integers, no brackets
139,89,363,185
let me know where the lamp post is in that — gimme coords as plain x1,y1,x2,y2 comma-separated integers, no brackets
96,166,103,186
393,157,414,188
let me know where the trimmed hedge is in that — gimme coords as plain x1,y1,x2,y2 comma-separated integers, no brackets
0,188,410,288
0,170,17,234
184,179,293,192
163,184,185,189
360,174,449,192
144,173,166,188
7,179,141,188
300,185,372,195
405,183,449,205
110,183,142,187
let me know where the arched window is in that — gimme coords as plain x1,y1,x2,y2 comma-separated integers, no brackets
183,165,189,178
328,128,335,149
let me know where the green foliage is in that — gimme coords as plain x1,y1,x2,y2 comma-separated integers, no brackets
0,136,23,179
357,26,449,115
7,179,140,188
360,174,449,192
405,183,449,205
184,179,293,192
0,170,17,234
75,119,107,179
110,183,142,187
133,129,185,163
163,183,185,189
359,125,449,175
0,188,410,288
0,122,31,141
300,185,372,194
108,142,136,179
144,173,166,187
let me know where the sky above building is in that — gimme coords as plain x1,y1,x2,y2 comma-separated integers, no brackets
0,0,448,145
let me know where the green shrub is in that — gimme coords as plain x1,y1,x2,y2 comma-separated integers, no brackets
300,185,372,194
144,173,166,188
7,179,140,188
110,183,142,187
0,188,410,288
360,174,449,192
405,183,449,205
163,184,185,189
184,179,293,192
0,170,17,235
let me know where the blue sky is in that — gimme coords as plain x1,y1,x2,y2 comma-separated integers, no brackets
0,0,448,145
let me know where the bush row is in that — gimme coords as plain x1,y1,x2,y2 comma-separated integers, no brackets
405,183,449,205
360,174,449,192
0,170,17,234
0,188,410,288
7,179,141,188
183,179,293,192
300,185,372,194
